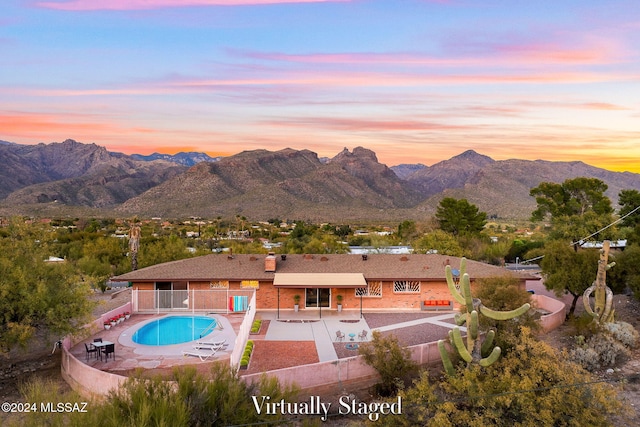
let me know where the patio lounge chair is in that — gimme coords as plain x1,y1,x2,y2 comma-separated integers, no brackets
193,342,226,351
358,330,368,341
182,350,217,361
196,339,227,347
335,330,345,342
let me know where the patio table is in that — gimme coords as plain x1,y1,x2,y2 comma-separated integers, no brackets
348,333,356,341
92,340,114,361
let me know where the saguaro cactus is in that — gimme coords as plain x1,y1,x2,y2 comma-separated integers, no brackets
583,240,616,324
438,258,531,376
128,223,141,271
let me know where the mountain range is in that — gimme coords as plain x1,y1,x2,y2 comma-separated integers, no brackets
130,151,222,166
1,139,639,222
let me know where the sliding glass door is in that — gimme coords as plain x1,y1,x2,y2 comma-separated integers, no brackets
305,288,330,308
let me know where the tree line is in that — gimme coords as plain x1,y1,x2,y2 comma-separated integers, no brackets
2,177,640,353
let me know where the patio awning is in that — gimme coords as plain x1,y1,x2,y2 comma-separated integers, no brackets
273,273,366,288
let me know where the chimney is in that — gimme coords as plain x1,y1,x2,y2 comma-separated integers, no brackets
362,254,368,261
265,252,276,272
281,254,287,261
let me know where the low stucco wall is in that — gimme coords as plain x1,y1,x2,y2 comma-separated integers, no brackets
531,294,566,332
60,302,133,398
241,340,443,393
241,297,567,394
60,336,128,399
62,297,565,398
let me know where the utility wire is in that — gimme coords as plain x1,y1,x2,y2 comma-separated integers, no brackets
521,203,640,264
570,203,640,247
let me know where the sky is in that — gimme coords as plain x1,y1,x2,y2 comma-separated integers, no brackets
1,0,640,172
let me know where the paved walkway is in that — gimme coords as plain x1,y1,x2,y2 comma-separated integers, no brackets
259,310,460,362
70,309,461,373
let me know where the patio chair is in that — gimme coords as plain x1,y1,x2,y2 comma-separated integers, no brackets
358,330,368,341
182,350,217,362
93,338,103,358
84,343,98,361
102,343,115,361
335,330,345,342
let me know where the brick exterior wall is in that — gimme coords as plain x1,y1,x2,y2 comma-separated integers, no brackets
131,277,487,312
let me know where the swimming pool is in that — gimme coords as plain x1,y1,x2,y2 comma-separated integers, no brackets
132,316,217,345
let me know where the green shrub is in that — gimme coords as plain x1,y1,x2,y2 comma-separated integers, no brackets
569,312,601,338
21,364,300,427
603,321,639,348
570,345,603,371
570,321,637,371
474,276,539,346
358,330,417,397
250,320,262,333
385,327,625,426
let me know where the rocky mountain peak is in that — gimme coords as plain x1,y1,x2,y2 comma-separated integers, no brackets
445,149,494,167
331,146,379,163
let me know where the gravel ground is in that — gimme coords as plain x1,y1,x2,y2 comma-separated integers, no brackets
365,312,454,344
363,312,449,329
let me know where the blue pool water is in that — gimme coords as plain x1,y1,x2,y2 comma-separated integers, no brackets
132,316,217,345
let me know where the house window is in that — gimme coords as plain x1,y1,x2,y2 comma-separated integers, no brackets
355,281,382,297
241,280,260,289
393,280,420,293
210,280,229,289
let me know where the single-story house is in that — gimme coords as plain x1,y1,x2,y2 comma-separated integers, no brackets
113,253,536,314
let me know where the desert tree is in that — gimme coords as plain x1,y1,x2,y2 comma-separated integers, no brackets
138,234,194,269
539,239,600,318
412,229,466,257
608,243,640,300
0,218,95,353
530,177,615,246
435,197,487,236
618,189,640,245
618,189,640,226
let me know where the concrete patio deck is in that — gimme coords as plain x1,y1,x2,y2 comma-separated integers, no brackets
69,308,459,375
69,312,245,372
258,309,459,362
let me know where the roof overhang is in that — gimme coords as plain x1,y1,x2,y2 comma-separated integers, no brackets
273,273,366,288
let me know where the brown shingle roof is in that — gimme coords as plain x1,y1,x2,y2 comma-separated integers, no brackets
113,253,531,282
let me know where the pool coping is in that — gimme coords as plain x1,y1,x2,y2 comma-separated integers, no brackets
117,313,235,357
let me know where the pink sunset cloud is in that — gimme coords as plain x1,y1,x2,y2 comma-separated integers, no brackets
35,0,345,11
160,70,624,89
0,112,117,136
229,44,620,68
440,30,627,67
262,117,471,132
228,50,477,66
578,102,631,110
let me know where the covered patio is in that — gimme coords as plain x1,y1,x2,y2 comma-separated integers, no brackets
273,273,368,319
